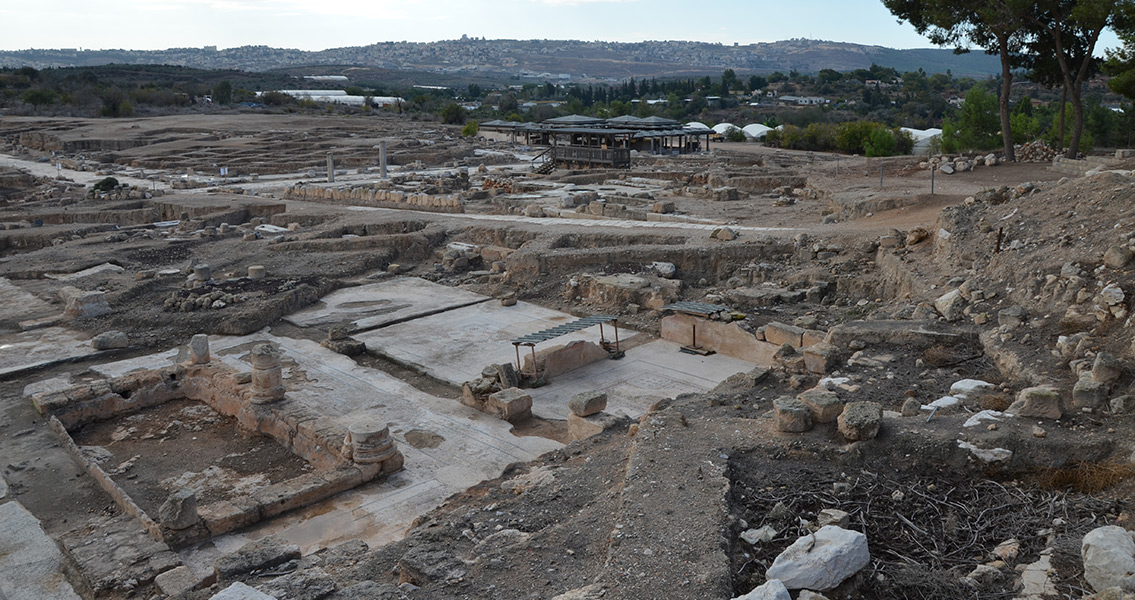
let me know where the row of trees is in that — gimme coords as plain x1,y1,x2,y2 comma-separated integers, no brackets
882,0,1135,159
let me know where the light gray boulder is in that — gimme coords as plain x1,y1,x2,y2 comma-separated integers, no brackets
765,525,870,590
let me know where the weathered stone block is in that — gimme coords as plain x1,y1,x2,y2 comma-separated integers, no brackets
486,387,532,422
568,411,622,441
838,401,882,441
569,391,608,417
774,396,813,433
1073,377,1109,410
765,322,805,348
798,388,843,423
155,565,204,596
158,488,199,530
802,342,840,374
1092,352,1124,384
934,289,965,322
1007,386,1064,419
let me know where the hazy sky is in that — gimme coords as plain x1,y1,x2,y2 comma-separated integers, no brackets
1,0,1122,52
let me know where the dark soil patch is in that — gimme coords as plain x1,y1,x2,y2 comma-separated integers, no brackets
70,398,311,513
727,454,1122,599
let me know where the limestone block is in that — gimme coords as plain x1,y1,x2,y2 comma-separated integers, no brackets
569,391,608,417
158,488,199,530
1007,386,1065,419
765,322,805,348
765,526,870,590
1074,377,1110,410
798,388,842,423
838,401,882,441
998,305,1027,328
1082,526,1135,593
1093,352,1124,384
61,288,111,319
568,411,622,441
802,329,827,347
802,342,840,374
1105,247,1135,270
934,289,965,322
248,265,266,280
155,565,205,596
91,330,128,350
818,508,850,529
486,387,532,422
732,579,790,600
774,396,813,433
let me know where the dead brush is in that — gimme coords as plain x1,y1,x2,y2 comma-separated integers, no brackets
1036,461,1135,494
977,393,1011,411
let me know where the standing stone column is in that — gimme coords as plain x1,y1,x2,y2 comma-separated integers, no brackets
189,334,210,364
347,420,403,473
327,153,335,183
250,343,285,404
379,142,388,179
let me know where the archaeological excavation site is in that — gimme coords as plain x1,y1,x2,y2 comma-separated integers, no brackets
5,112,1135,600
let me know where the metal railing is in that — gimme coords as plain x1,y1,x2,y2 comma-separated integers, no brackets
552,146,631,168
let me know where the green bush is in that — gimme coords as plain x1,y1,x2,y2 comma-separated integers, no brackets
440,102,467,125
941,87,1000,153
93,177,119,192
461,120,479,137
725,126,747,142
865,128,896,157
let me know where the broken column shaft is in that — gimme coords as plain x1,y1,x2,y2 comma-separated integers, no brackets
250,343,286,404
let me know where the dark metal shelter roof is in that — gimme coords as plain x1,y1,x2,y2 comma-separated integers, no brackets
511,315,618,346
663,301,730,317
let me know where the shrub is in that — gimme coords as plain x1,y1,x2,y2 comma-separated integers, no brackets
865,127,897,157
93,177,119,192
461,120,479,137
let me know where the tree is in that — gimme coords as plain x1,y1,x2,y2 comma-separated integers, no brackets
22,89,56,112
440,102,467,124
941,87,1001,152
882,0,1026,161
1104,3,1135,99
1021,0,1129,157
212,80,233,105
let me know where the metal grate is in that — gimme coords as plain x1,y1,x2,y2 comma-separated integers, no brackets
511,315,618,346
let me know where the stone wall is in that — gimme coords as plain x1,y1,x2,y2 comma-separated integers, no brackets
286,184,464,214
661,313,779,363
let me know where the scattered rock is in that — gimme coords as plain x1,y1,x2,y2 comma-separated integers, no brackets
934,289,966,322
158,488,199,530
765,525,870,591
1083,526,1135,593
773,396,813,433
838,401,882,441
91,330,128,350
1006,386,1064,419
741,525,778,545
569,391,607,417
732,579,790,600
155,565,204,596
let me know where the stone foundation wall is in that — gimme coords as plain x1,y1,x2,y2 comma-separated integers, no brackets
661,314,779,363
286,184,464,214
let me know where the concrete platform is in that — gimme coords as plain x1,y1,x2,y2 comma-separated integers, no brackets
0,502,83,600
356,299,625,386
0,277,55,326
0,327,98,378
529,339,755,420
93,332,561,572
284,277,489,331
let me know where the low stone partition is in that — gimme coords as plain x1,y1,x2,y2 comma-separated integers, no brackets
32,339,404,548
520,340,610,379
661,313,779,363
286,184,464,214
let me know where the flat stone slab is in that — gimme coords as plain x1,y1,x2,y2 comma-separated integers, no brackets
356,299,624,386
44,263,125,282
0,326,99,378
0,502,83,600
284,277,488,330
528,340,756,420
0,277,56,325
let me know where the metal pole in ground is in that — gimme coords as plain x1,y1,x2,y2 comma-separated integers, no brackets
880,165,884,189
931,165,935,195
